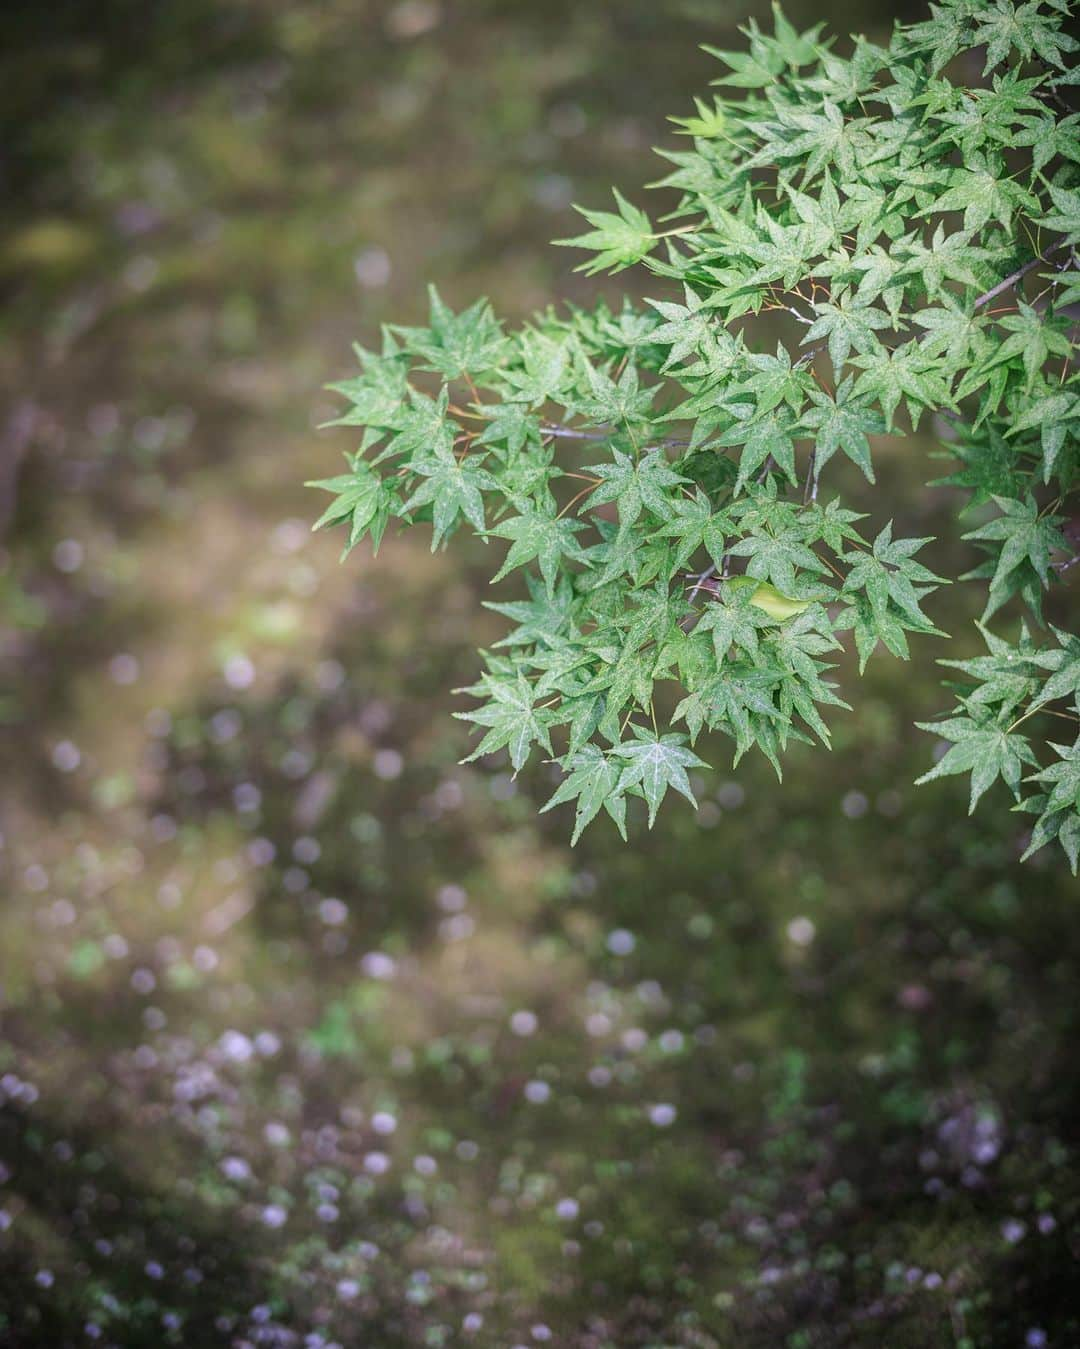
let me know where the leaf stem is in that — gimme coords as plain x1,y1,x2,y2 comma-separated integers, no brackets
557,482,596,519
651,224,700,240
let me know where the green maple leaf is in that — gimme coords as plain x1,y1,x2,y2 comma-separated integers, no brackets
585,641,660,741
930,71,1046,156
938,622,1045,718
646,289,717,370
1018,787,1080,873
487,505,591,596
670,96,728,139
583,449,688,528
916,713,1039,812
655,624,715,690
530,643,598,700
1021,733,1080,863
552,680,608,756
842,522,944,630
674,666,782,753
1029,631,1080,711
485,572,579,649
912,304,989,366
728,346,812,418
900,226,989,301
804,497,869,554
455,670,553,772
556,189,658,275
581,524,645,590
802,293,894,375
850,343,955,430
741,213,835,289
394,286,508,380
1041,265,1080,307
1005,384,1080,483
704,32,785,88
610,729,708,827
327,341,411,430
402,450,496,550
926,157,1036,231
375,387,455,465
978,302,1072,392
604,301,666,352
1041,184,1080,245
541,745,628,844
478,402,541,456
971,0,1078,73
307,458,395,558
1022,107,1080,173
768,609,847,742
649,488,729,577
846,243,908,313
725,523,830,595
754,101,871,187
899,0,975,73
500,333,573,405
767,3,826,67
963,494,1066,618
784,173,845,236
720,408,800,494
799,382,884,483
490,440,559,507
573,359,657,427
933,422,1026,509
694,590,764,662
618,581,688,648
835,594,912,671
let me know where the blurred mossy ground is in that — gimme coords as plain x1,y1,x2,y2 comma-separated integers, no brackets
1,1,1078,1346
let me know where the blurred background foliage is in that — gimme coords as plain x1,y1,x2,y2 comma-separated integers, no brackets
1,1,1078,1346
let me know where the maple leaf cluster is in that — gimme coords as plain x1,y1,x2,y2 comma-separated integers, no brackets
312,0,1080,868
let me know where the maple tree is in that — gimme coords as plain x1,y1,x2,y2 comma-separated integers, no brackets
311,0,1080,868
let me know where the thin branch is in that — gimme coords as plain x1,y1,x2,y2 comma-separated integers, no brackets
795,344,825,370
541,423,612,441
803,448,819,504
542,421,691,450
687,562,718,604
973,242,1067,310
643,437,693,451
1036,60,1075,117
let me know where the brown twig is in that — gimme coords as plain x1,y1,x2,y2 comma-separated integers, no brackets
973,242,1067,310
